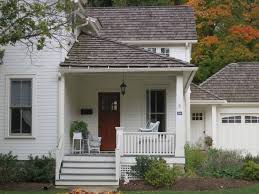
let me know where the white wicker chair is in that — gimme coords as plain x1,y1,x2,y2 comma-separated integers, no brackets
87,134,102,154
139,121,160,132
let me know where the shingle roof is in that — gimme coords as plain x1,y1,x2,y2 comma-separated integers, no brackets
84,6,197,41
190,83,223,101
200,62,259,102
60,33,196,68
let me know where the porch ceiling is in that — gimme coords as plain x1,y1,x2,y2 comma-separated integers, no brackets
60,33,196,69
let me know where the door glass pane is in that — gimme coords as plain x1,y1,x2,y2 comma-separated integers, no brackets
11,108,21,133
101,94,119,112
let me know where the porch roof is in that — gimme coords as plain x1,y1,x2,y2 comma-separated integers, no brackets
60,33,196,69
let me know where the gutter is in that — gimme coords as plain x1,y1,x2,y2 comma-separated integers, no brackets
191,100,227,105
59,66,198,74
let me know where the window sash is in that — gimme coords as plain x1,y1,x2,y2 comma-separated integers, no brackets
9,79,32,135
146,90,166,132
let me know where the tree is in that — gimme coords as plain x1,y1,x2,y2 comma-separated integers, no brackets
188,0,259,83
0,0,73,50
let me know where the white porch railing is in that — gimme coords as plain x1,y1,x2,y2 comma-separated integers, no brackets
55,135,65,180
123,132,176,155
116,128,176,156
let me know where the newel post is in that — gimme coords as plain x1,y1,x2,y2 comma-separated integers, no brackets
116,127,124,155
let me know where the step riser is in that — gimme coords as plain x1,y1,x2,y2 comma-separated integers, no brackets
61,168,115,174
63,156,115,162
56,180,119,186
62,162,115,168
60,175,116,180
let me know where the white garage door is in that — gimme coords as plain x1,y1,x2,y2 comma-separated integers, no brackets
218,114,259,155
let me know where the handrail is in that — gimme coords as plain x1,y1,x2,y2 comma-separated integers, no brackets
55,135,64,180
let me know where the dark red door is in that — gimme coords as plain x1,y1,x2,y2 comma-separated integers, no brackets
99,93,120,151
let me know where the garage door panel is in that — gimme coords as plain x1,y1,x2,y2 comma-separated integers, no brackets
218,114,259,155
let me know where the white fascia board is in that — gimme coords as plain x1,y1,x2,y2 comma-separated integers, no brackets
223,102,259,106
121,40,198,45
191,100,227,105
59,66,198,74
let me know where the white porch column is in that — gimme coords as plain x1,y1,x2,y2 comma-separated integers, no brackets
58,74,65,141
175,75,186,158
185,87,191,142
211,105,217,147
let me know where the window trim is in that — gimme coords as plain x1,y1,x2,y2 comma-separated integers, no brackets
5,74,36,138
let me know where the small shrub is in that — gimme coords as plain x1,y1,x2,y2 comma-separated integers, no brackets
198,149,244,179
185,144,207,176
244,154,259,163
131,156,159,178
242,161,259,180
23,154,55,183
144,159,179,188
0,152,18,183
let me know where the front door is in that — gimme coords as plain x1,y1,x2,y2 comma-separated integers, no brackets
191,112,205,144
98,93,120,151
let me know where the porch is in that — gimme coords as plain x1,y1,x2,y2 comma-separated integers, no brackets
55,72,189,186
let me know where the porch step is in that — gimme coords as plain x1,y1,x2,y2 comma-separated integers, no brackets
61,167,115,174
62,161,116,168
56,180,119,186
56,155,118,186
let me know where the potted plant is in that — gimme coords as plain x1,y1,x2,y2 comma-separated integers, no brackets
204,136,213,150
70,120,88,139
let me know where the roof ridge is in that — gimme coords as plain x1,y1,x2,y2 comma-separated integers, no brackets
86,5,193,9
82,32,195,67
199,63,238,87
191,83,224,100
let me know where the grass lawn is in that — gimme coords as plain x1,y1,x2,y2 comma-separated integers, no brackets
123,184,259,194
1,185,259,194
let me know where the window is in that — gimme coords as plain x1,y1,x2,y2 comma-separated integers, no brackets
145,48,156,53
146,90,166,132
192,113,203,121
161,48,170,57
9,79,32,135
222,116,241,123
245,116,259,123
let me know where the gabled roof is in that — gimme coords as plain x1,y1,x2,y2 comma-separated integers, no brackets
200,62,259,103
84,6,197,41
190,83,223,101
60,33,196,68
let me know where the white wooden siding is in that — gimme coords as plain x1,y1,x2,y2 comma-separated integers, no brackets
63,74,176,154
0,43,65,159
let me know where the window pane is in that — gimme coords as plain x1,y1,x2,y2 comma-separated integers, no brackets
156,90,165,112
150,91,156,112
11,108,21,133
22,108,32,134
11,80,22,107
21,81,32,107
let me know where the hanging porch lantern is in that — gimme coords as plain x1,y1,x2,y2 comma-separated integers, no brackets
120,73,127,95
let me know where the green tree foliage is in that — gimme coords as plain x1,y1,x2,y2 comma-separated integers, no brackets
0,0,73,49
188,0,259,83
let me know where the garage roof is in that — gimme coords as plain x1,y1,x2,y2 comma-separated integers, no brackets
190,83,223,101
200,62,259,103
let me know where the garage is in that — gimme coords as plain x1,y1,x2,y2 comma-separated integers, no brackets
218,114,259,155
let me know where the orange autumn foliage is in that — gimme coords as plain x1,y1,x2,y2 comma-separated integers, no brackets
229,25,259,42
201,36,219,46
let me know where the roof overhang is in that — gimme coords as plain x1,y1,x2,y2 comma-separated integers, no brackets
191,100,227,105
59,66,198,74
121,40,198,45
